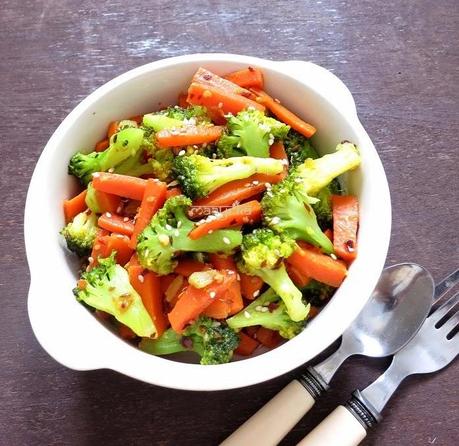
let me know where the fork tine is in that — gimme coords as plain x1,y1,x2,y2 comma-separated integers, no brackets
430,291,459,324
434,268,459,303
439,310,459,335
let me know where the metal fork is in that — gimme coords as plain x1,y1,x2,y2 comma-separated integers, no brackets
297,291,459,446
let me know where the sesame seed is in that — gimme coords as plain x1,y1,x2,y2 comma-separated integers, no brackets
208,229,213,234
330,253,338,260
146,196,155,203
165,224,173,231
123,217,129,222
247,106,255,111
108,167,115,173
244,311,251,319
218,102,223,109
253,290,260,298
158,234,170,246
209,291,216,298
92,172,100,178
88,256,94,264
212,153,217,159
167,180,179,187
116,234,124,239
261,307,269,313
271,216,281,225
237,274,241,281
252,180,259,185
266,191,273,197
223,237,231,245
255,305,263,312
174,230,180,237
274,98,281,104
295,177,303,183
105,212,112,218
116,206,123,213
177,221,182,228
265,182,272,188
178,149,186,156
281,159,288,166
228,270,235,275
138,274,144,283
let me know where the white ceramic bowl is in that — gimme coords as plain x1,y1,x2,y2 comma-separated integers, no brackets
25,54,391,391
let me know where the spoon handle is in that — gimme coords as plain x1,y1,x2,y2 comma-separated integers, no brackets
220,380,315,446
296,405,367,446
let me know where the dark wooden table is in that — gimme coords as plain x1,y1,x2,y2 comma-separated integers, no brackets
1,0,458,444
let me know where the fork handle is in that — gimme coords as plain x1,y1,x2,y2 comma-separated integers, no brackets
296,405,367,446
220,380,316,446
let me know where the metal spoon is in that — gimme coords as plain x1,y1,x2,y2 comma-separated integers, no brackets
221,263,436,446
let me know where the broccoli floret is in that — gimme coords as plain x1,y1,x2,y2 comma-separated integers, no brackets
227,288,307,339
311,178,343,228
139,316,239,365
74,254,156,337
283,130,318,167
302,280,336,307
238,229,308,322
217,109,290,158
262,176,334,253
143,106,211,132
60,211,98,256
136,195,242,275
174,154,284,199
68,127,145,185
293,142,360,196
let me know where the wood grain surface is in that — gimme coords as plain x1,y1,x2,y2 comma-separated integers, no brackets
1,0,458,445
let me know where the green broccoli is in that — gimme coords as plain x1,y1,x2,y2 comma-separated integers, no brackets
74,254,156,337
301,280,336,307
262,176,334,253
174,154,284,199
227,288,307,339
293,142,360,196
68,127,145,185
217,109,290,158
139,316,239,365
136,195,242,275
283,130,318,167
237,229,309,322
60,211,98,256
143,105,211,132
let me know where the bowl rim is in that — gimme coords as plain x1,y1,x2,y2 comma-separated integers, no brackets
25,53,391,391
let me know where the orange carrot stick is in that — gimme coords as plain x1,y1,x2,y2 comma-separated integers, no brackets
174,258,210,277
129,179,167,249
166,187,182,199
332,195,359,262
63,189,87,223
224,67,264,89
92,172,147,200
98,213,135,236
286,263,311,288
178,92,189,108
256,327,282,348
269,141,288,179
192,67,253,96
95,139,110,152
94,190,121,214
156,125,224,147
287,245,347,287
251,89,316,138
188,201,262,240
107,121,119,138
239,273,264,300
235,331,260,356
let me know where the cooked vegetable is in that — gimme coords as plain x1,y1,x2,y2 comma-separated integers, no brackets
235,331,259,356
283,130,318,168
98,213,135,236
237,229,309,322
174,154,284,199
261,175,334,253
332,195,359,262
60,211,98,256
63,189,88,224
217,109,289,158
156,125,224,147
224,67,264,89
74,254,156,337
227,288,306,339
68,128,145,185
136,195,242,275
140,316,239,365
92,172,147,200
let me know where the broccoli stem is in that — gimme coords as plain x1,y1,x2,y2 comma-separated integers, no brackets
143,114,185,132
139,329,187,356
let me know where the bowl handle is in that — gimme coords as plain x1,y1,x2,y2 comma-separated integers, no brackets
277,60,358,118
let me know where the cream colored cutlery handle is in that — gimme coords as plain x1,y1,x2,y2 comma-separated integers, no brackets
296,405,367,446
221,380,315,446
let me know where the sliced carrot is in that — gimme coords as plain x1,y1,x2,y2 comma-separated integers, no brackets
107,121,119,138
224,67,264,89
332,195,359,262
92,172,147,200
287,245,347,287
208,255,243,315
63,189,87,223
174,258,210,277
270,141,288,179
245,326,259,338
192,67,252,96
140,272,169,337
256,327,282,348
188,201,262,240
251,89,316,138
94,190,122,214
202,294,233,319
187,82,264,117
168,271,236,333
129,115,143,124
119,324,137,340
239,273,264,300
235,331,260,356
91,233,133,267
129,179,167,249
191,173,282,209
160,274,178,295
127,254,145,294
166,187,182,199
156,125,224,148
95,139,110,152
98,213,134,236
178,92,189,108
286,263,311,288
